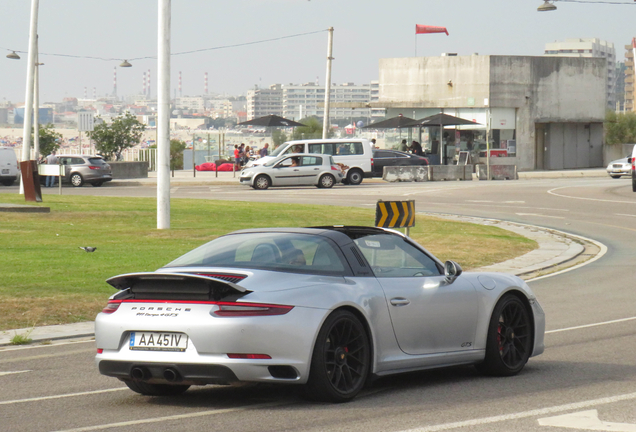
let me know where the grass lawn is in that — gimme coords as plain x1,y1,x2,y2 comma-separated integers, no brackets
0,194,536,330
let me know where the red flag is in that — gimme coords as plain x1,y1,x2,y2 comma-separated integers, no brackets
415,25,449,36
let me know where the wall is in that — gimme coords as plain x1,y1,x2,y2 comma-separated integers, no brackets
109,161,148,179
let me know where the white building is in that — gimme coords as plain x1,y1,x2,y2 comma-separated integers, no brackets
544,38,616,109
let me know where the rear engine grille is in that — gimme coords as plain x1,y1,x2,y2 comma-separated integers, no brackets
193,273,247,284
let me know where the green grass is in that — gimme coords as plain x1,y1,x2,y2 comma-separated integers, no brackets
0,193,536,330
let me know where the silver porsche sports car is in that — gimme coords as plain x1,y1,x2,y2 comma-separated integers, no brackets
95,226,545,402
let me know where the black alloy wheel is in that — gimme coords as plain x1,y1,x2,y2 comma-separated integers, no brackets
476,294,532,376
305,310,370,402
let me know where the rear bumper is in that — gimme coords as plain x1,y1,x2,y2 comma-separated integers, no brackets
99,360,239,385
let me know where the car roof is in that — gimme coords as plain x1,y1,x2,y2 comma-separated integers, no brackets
229,226,402,247
57,154,102,158
284,138,371,144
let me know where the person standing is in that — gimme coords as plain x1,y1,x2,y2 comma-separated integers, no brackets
259,143,269,158
45,151,58,187
398,139,408,152
233,145,240,170
410,140,424,156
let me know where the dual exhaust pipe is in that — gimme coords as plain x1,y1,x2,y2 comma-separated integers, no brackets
130,366,181,382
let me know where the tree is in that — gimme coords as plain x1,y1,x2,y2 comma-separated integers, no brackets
32,123,62,157
271,129,287,148
169,139,186,173
605,110,636,145
88,113,146,161
291,117,334,140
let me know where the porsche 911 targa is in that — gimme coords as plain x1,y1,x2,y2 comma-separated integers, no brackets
95,226,545,402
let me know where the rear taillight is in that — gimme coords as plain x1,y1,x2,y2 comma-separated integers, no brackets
227,353,271,359
88,166,101,170
101,301,121,314
97,348,104,354
331,165,340,171
370,157,374,167
212,302,293,317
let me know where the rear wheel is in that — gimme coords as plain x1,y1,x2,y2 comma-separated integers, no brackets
476,294,532,376
125,380,190,396
346,169,363,185
632,174,636,192
318,174,335,189
1,179,14,186
92,181,104,187
253,175,271,190
610,175,621,179
304,310,370,403
70,173,84,187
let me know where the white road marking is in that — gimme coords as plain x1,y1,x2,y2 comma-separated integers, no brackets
516,213,565,219
546,316,636,334
0,388,127,405
396,392,636,432
466,200,493,203
548,186,636,204
0,370,31,376
538,409,636,431
51,402,286,432
504,201,525,203
615,213,636,218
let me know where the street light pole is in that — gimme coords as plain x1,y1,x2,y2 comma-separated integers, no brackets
34,38,40,161
21,0,39,164
322,27,334,139
157,0,171,229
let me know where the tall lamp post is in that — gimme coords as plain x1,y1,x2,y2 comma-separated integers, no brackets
21,0,39,166
157,0,171,229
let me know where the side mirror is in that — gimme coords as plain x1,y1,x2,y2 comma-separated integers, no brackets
444,260,463,283
628,157,632,164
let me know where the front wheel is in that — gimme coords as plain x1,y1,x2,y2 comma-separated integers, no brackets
92,181,104,187
476,294,532,377
318,174,335,189
125,381,190,396
610,175,621,179
253,174,271,190
304,310,370,403
70,173,84,187
632,175,636,192
1,179,14,186
346,169,363,185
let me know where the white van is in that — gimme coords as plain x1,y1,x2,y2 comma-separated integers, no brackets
0,147,19,186
250,138,374,185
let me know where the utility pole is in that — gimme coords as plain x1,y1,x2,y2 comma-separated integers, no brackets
21,0,39,164
322,27,334,139
157,0,171,229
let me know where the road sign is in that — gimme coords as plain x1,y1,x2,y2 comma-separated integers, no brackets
375,200,415,228
77,112,94,132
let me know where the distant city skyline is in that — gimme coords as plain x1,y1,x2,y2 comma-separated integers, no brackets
2,0,636,103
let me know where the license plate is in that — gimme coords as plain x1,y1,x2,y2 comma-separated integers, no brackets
613,169,623,173
1,169,8,174
129,332,188,352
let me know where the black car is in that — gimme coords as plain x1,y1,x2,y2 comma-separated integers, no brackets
372,149,429,177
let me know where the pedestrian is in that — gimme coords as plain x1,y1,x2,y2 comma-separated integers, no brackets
370,138,377,149
238,143,246,167
398,139,408,152
410,140,424,156
243,146,252,165
233,145,240,170
45,151,58,187
259,143,269,158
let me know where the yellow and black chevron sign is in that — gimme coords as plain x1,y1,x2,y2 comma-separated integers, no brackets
375,200,415,228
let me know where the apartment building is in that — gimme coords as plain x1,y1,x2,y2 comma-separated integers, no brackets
545,38,616,109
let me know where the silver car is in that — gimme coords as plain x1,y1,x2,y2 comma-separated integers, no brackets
606,157,631,178
239,153,343,190
95,226,545,402
57,154,112,187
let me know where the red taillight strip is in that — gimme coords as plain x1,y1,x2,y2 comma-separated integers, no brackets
227,353,271,359
101,301,121,314
103,299,293,316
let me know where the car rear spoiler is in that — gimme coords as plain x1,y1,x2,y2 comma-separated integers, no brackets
106,272,250,301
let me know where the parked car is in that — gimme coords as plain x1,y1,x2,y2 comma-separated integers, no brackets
606,157,631,179
372,149,428,177
239,153,343,190
0,147,19,186
43,155,112,187
246,139,374,185
95,226,545,402
630,146,636,192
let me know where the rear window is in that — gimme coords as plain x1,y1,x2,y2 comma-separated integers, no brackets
88,158,106,165
164,232,348,276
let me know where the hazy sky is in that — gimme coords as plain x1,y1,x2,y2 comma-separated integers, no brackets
1,0,635,104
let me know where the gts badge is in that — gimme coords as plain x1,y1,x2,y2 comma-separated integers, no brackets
461,342,472,348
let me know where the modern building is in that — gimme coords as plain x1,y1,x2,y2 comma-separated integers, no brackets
375,54,607,171
246,82,384,124
624,39,636,112
544,38,616,110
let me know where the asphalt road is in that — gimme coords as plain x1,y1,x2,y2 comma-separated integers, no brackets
2,176,636,432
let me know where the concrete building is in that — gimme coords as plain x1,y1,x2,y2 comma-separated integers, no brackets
247,84,283,119
544,38,616,110
624,39,636,112
376,55,606,171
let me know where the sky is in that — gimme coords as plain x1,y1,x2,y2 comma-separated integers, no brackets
1,0,635,104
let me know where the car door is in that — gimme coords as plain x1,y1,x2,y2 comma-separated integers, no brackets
372,151,394,176
270,156,301,186
353,233,479,355
296,156,323,185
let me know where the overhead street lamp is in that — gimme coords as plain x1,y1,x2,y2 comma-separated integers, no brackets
538,1,557,11
119,59,132,68
6,51,21,60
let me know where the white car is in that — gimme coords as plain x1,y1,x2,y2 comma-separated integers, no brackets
606,157,631,179
247,139,374,185
239,153,344,190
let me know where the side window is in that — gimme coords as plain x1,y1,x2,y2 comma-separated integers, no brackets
72,158,85,164
374,151,391,158
59,157,70,165
350,142,363,155
301,156,321,166
308,144,321,154
276,157,294,168
353,234,441,278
